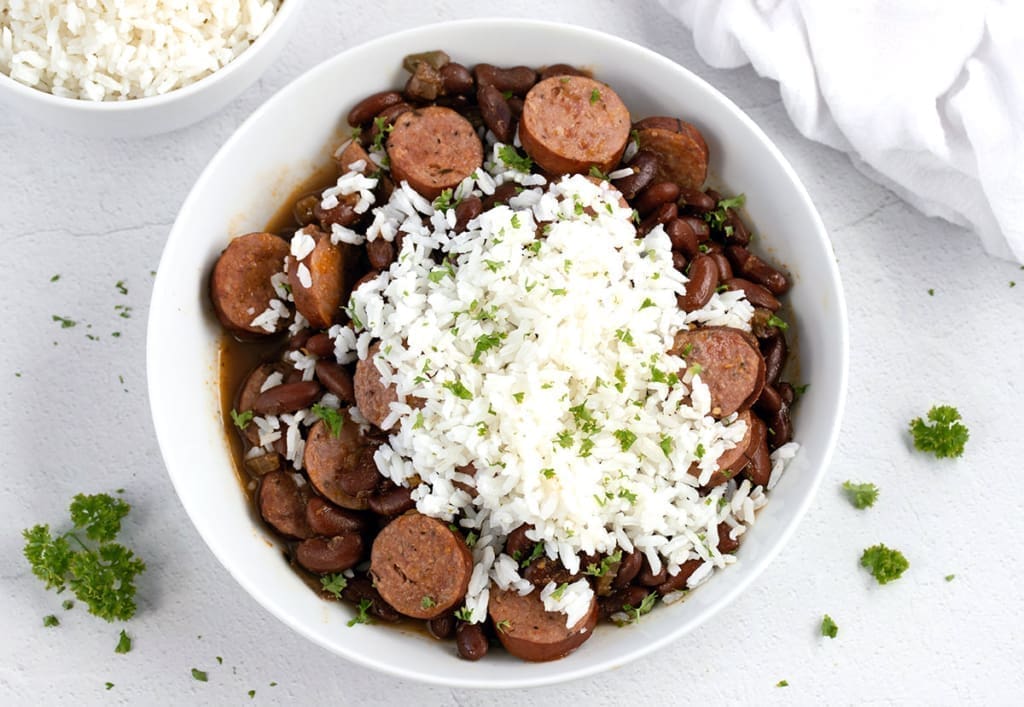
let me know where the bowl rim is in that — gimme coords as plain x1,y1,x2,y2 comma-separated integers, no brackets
0,0,307,109
148,16,849,688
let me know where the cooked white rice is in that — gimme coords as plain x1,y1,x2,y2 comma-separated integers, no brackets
0,0,280,101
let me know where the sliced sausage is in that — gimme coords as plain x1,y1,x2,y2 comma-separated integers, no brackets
386,106,483,199
295,534,364,574
519,76,630,176
235,363,277,445
303,416,372,510
305,496,367,536
354,341,399,430
257,471,313,539
210,232,290,336
287,226,353,329
700,409,754,488
370,513,473,619
636,127,708,192
334,139,372,174
488,586,598,662
672,327,766,418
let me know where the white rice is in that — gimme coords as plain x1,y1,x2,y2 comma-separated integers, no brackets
0,0,281,101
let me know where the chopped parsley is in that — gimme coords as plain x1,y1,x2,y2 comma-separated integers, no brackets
115,280,127,295
191,668,208,682
50,274,61,282
589,88,601,103
821,614,838,639
695,443,706,459
510,213,521,229
23,493,145,622
618,488,637,504
540,468,556,479
614,364,626,392
639,297,656,310
248,690,256,699
370,116,393,152
62,599,74,610
550,287,567,296
512,392,525,404
555,430,574,448
619,592,658,624
443,380,473,400
584,550,622,577
495,619,512,634
454,607,474,622
659,435,673,458
43,614,59,627
841,481,879,509
588,165,609,180
613,429,637,451
860,544,909,585
615,328,634,345
497,145,533,172
909,405,969,458
320,573,348,599
230,408,254,430
105,682,115,690
432,188,455,211
484,259,503,272
521,542,545,568
687,363,703,377
114,629,132,653
52,315,77,329
928,288,935,296
649,366,679,386
420,596,436,609
945,574,956,582
766,314,789,330
412,412,425,429
428,259,456,283
526,240,543,255
471,332,506,363
550,583,569,600
311,404,343,437
347,598,373,627
703,193,746,233
776,680,789,688
464,531,478,547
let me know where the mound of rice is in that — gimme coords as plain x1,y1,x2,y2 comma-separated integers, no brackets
0,0,280,101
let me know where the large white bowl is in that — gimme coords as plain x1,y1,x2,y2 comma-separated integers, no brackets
0,0,307,137
148,19,848,688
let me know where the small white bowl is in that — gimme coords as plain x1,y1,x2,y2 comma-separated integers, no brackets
0,0,307,137
148,18,848,688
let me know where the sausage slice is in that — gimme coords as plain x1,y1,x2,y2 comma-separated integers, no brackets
636,126,708,192
303,416,373,510
386,106,483,199
257,471,313,539
370,513,473,619
210,232,290,336
488,586,598,662
287,226,352,329
519,76,630,176
235,363,278,445
354,341,399,430
699,409,754,488
672,327,766,418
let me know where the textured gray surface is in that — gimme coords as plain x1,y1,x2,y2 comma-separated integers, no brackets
2,1,1023,704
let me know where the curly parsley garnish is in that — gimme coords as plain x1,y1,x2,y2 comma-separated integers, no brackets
860,544,909,585
841,481,879,509
230,408,254,430
320,573,348,599
23,493,145,622
584,550,622,577
115,629,132,653
497,145,533,172
909,405,969,458
618,592,658,625
442,380,473,400
821,614,838,639
311,404,344,438
347,598,373,627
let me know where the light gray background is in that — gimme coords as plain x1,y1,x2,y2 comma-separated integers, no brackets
2,1,1022,704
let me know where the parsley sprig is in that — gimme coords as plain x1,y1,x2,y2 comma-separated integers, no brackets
22,493,146,622
860,544,909,585
909,405,969,458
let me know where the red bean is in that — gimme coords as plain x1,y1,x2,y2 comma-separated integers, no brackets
666,218,700,257
428,613,457,640
454,195,483,232
726,245,790,295
456,622,489,660
440,62,474,95
634,181,680,216
342,575,401,622
677,255,718,312
477,84,514,144
717,523,740,554
295,534,364,574
680,215,710,241
481,182,519,211
725,209,751,246
724,277,780,310
305,333,333,357
315,361,354,403
678,187,716,213
305,496,366,536
598,585,650,621
252,380,322,416
348,91,404,127
777,382,796,406
637,556,668,587
504,525,534,560
473,63,537,95
655,558,702,595
754,384,784,419
293,194,320,226
367,483,415,517
366,237,395,270
709,252,733,281
612,151,657,200
365,101,413,145
638,202,677,236
612,550,642,590
760,333,788,385
672,251,688,272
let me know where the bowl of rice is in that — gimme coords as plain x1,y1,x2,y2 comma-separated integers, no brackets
0,0,307,137
148,18,848,687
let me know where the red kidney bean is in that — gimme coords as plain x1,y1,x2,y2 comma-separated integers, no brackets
766,405,793,450
477,84,514,143
454,195,483,232
305,496,366,536
440,62,474,95
637,556,668,587
348,91,404,127
367,483,415,517
678,187,716,213
726,245,790,295
507,96,524,118
295,533,364,574
709,252,733,281
428,613,457,640
539,63,586,80
304,333,333,357
612,550,643,590
725,209,751,246
472,63,537,95
654,558,702,595
612,151,657,200
717,523,740,554
315,194,360,230
314,360,355,403
705,188,723,202
755,384,784,419
456,622,489,661
598,585,650,621
680,215,710,241
252,380,322,416
760,332,788,385
638,202,677,236
672,251,688,272
745,418,772,487
404,61,443,101
634,181,680,216
288,329,312,351
293,193,320,225
366,236,395,270
777,381,796,406
481,182,520,211
724,277,780,310
666,218,700,257
365,101,413,146
342,575,401,622
677,255,718,312
504,525,534,560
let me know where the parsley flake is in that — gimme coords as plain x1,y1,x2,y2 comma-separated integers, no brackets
43,614,59,627
320,573,348,599
589,88,601,104
348,598,373,627
311,404,344,437
497,145,533,172
230,408,254,430
191,668,208,682
842,481,879,509
860,544,909,584
821,614,838,639
52,315,76,329
613,429,637,451
909,405,969,458
443,380,473,400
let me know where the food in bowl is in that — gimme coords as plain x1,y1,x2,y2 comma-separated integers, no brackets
210,51,800,662
0,0,281,100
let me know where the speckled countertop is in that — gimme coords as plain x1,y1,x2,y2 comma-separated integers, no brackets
2,1,1023,705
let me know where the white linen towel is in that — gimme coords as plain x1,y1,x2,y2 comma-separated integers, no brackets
657,0,1024,263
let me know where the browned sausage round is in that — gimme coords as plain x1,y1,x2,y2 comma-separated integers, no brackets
519,76,630,176
636,127,709,192
303,416,371,510
235,363,277,445
210,232,290,336
295,534,364,574
673,327,766,418
287,227,353,330
258,471,313,539
488,586,598,662
334,139,372,174
370,513,473,619
354,341,399,430
386,106,483,199
305,496,367,536
700,409,754,487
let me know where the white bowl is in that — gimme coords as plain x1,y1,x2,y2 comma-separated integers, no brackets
0,0,307,137
148,18,848,688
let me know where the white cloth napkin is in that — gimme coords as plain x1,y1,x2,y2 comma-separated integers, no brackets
656,0,1024,263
